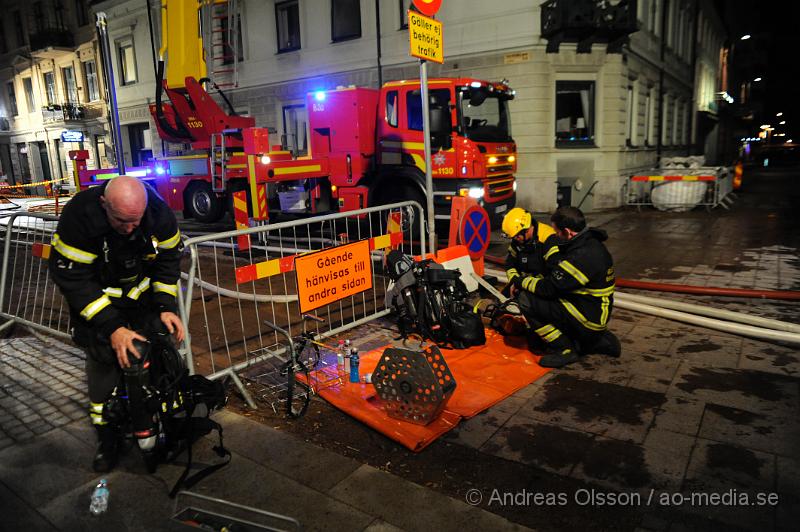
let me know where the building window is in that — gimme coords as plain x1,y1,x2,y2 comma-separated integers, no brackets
117,38,137,85
406,88,450,131
400,0,411,29
7,82,18,116
282,104,308,157
220,14,245,65
75,0,89,26
661,95,670,145
44,72,57,105
386,90,398,127
555,81,595,147
54,0,66,29
626,83,638,146
32,3,45,33
63,65,78,103
13,11,25,47
84,60,99,101
276,1,300,53
683,104,689,145
22,77,35,113
332,0,361,42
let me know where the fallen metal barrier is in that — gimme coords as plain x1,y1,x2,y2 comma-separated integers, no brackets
0,212,72,340
180,201,425,410
626,173,720,211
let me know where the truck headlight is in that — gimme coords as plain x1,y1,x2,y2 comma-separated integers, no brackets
468,187,484,199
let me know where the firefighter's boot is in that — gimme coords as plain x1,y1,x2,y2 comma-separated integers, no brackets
588,330,622,357
93,425,119,473
538,337,581,368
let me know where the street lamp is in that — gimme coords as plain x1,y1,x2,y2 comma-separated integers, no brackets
776,112,783,117
779,120,786,125
753,77,762,82
740,34,751,40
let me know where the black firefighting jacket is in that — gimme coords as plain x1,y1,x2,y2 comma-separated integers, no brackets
505,221,561,286
518,227,615,332
48,183,182,342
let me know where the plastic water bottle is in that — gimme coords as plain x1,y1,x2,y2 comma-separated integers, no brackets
336,340,345,371
344,339,351,374
89,479,109,516
349,348,360,383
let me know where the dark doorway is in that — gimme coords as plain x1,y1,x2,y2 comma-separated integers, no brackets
16,144,31,190
0,144,15,185
128,123,151,166
37,141,53,195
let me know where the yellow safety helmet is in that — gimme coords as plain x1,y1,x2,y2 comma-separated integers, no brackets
501,207,532,238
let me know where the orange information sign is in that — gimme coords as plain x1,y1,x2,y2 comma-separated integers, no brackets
295,239,373,313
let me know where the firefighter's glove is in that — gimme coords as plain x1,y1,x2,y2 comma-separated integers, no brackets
519,275,540,293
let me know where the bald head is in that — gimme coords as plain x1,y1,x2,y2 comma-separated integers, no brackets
102,176,148,235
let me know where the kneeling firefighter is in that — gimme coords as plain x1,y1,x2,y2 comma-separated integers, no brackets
502,206,621,368
49,176,185,472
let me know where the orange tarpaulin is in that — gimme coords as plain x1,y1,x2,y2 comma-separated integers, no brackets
309,329,550,452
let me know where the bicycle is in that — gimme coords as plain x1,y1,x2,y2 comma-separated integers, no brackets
263,313,327,419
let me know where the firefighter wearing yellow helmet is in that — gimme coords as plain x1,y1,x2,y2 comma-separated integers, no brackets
504,206,621,368
502,208,561,290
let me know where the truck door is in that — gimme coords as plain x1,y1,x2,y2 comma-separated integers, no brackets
402,87,456,178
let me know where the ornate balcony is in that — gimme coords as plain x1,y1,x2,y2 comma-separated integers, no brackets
41,102,103,124
29,27,74,53
541,0,638,53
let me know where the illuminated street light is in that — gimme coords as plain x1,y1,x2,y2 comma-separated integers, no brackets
776,112,783,117
740,34,751,40
760,124,771,129
753,77,762,82
779,120,786,125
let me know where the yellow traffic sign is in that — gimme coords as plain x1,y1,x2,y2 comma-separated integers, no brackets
408,11,443,63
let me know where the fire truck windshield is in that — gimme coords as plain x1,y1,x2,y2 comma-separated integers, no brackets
458,87,513,143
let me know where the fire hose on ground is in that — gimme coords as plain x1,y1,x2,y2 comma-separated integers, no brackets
482,267,800,346
485,254,800,301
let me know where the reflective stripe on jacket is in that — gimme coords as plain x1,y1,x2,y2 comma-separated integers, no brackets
48,182,182,339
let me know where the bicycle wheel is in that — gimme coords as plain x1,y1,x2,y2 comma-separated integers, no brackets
285,360,311,419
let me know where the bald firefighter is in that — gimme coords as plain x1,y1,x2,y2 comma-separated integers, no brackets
502,206,621,368
49,176,185,472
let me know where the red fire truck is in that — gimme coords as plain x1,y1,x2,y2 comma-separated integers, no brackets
75,3,518,227
148,78,517,227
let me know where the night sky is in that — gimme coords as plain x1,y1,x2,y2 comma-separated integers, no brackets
719,1,800,139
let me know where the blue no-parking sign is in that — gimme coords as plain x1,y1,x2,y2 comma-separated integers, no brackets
459,205,490,259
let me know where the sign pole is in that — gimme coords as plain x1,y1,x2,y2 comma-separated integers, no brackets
420,59,436,255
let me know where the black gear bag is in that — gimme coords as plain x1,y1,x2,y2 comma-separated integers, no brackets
385,251,485,349
105,332,230,497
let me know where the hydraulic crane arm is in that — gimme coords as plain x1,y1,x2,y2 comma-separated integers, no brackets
151,0,254,148
159,0,207,89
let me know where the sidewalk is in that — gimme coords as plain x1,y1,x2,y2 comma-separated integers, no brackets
0,337,526,531
1,166,799,530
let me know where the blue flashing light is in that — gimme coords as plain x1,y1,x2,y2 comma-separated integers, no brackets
314,91,326,102
155,165,166,176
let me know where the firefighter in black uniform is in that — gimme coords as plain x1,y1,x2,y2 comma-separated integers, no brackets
504,206,621,368
49,175,185,472
502,207,562,290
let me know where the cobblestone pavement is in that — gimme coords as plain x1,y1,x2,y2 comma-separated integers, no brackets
1,167,798,530
0,338,86,451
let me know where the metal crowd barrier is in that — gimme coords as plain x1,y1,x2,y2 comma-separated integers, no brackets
180,201,425,407
625,172,721,211
0,212,72,340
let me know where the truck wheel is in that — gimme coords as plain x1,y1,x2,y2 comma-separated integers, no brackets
377,184,425,242
186,182,224,223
